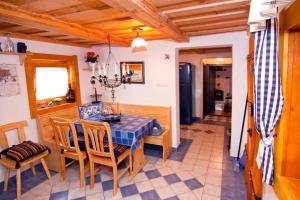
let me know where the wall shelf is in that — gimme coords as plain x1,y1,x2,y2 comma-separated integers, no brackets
0,51,27,65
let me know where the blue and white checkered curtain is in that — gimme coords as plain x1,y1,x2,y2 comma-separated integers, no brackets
254,18,284,185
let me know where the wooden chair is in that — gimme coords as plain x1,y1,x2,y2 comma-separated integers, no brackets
0,121,51,200
80,120,132,196
50,117,87,188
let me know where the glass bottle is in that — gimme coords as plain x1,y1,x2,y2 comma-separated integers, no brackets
3,34,14,52
66,83,75,103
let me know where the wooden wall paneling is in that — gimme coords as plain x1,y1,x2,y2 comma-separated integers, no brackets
273,1,300,199
281,31,300,178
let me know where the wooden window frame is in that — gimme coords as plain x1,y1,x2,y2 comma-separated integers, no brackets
25,53,81,118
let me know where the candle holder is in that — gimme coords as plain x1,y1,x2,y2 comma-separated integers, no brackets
90,35,131,102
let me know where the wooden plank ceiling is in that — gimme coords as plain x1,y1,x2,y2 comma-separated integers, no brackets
0,0,249,47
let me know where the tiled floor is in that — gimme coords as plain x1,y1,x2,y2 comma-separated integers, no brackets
203,115,231,123
0,122,246,200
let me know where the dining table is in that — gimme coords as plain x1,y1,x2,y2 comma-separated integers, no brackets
73,114,163,178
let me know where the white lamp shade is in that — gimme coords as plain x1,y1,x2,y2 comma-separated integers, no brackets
131,37,147,48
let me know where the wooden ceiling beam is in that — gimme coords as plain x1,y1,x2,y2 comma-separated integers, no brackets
173,9,248,25
165,0,249,18
180,19,248,32
0,1,129,46
99,0,188,42
163,0,249,14
186,25,247,36
85,19,144,31
0,30,91,48
157,0,225,11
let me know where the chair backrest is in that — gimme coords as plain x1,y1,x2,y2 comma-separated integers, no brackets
80,120,116,162
0,121,27,149
50,117,81,154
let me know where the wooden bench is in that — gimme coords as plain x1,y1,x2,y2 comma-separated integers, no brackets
36,103,172,172
106,103,172,162
37,106,79,172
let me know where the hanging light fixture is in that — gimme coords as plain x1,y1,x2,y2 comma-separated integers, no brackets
90,35,131,102
131,27,147,48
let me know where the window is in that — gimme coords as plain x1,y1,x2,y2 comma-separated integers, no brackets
25,53,81,118
36,67,69,100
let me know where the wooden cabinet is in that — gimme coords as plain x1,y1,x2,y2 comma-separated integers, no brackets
245,34,263,200
274,1,300,199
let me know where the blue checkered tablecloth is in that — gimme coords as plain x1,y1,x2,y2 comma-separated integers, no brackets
74,115,162,151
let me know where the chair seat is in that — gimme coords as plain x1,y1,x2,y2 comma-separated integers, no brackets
62,150,87,160
0,150,49,169
0,141,50,168
104,144,129,159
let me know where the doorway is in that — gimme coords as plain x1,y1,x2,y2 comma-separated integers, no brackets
203,63,232,122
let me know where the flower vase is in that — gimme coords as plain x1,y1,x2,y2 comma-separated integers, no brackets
88,62,97,76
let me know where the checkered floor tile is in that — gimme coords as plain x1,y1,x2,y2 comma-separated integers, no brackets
0,123,246,200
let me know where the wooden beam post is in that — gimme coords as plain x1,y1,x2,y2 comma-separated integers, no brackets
100,0,188,42
0,1,129,46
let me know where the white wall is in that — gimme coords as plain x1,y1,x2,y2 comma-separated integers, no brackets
0,37,91,182
179,53,232,118
0,31,249,182
216,66,232,103
93,31,249,157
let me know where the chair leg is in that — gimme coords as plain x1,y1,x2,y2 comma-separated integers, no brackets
40,158,51,180
79,158,85,188
89,161,95,189
16,168,21,200
3,168,10,192
60,155,66,181
30,163,36,176
112,166,118,196
129,152,133,174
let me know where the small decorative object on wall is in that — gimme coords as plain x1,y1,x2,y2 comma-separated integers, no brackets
3,33,14,52
0,64,20,96
17,42,27,53
164,54,170,60
85,51,99,71
120,61,145,84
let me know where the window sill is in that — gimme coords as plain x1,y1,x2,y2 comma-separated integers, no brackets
35,102,79,117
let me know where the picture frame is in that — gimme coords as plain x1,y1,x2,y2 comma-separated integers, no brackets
120,61,145,84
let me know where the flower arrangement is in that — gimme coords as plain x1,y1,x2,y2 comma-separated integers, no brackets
85,51,99,63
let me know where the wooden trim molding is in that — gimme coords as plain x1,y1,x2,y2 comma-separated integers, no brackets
25,53,81,118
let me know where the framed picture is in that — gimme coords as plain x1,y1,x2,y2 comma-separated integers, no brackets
120,61,145,84
0,64,20,97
